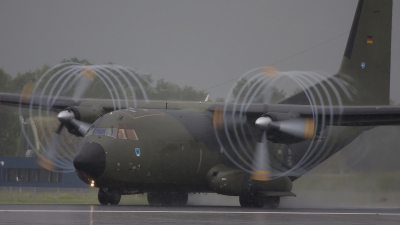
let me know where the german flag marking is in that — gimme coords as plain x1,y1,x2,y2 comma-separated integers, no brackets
251,170,271,181
367,36,373,44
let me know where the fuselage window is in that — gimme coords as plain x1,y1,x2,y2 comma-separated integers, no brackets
118,129,127,139
93,128,106,135
126,129,139,140
105,128,118,138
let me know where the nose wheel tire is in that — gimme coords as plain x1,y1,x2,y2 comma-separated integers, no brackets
98,188,121,205
98,189,109,205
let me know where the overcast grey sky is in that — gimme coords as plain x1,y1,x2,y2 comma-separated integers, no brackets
0,0,399,101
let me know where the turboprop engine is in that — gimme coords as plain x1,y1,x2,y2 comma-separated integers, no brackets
206,164,293,196
58,105,105,137
255,112,315,144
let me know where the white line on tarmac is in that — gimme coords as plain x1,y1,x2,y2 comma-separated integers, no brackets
0,210,400,216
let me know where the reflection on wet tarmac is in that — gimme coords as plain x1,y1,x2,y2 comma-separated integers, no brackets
0,205,400,225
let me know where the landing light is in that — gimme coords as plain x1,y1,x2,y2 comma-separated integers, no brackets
90,180,95,187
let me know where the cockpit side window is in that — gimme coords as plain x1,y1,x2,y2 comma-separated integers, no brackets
126,129,139,140
115,124,139,140
93,128,106,135
105,128,118,138
118,129,127,139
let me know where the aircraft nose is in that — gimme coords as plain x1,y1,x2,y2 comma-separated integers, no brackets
73,142,106,180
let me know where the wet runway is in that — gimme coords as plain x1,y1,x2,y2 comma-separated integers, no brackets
0,205,400,225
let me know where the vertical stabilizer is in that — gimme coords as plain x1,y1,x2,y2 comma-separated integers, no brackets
337,0,392,105
281,0,392,106
280,0,394,181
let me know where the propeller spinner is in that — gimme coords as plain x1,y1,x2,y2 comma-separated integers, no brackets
57,109,91,137
251,115,315,181
255,116,315,141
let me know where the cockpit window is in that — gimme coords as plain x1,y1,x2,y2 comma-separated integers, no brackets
126,129,138,140
118,129,127,139
86,127,138,140
117,129,139,140
93,128,106,135
105,128,118,138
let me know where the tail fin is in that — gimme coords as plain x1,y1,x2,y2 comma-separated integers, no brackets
281,0,392,106
337,0,392,105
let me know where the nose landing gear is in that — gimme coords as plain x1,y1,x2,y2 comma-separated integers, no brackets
98,188,121,205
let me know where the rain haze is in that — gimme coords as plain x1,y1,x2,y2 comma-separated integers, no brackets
0,0,399,101
1,0,400,211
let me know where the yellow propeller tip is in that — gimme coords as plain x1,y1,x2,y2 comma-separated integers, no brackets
81,66,97,81
251,170,271,181
37,156,56,171
262,67,279,78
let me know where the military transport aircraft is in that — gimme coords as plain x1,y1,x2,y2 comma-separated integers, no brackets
0,0,399,208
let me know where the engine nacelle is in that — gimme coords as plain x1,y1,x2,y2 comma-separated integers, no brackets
206,164,245,196
61,105,104,136
257,112,316,144
67,105,105,124
206,164,293,196
249,175,293,193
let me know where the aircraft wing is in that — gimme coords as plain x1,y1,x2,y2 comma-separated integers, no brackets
0,92,198,112
0,92,79,111
3,91,400,127
208,103,400,127
269,104,400,126
0,92,160,112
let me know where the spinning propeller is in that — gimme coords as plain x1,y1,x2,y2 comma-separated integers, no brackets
215,67,352,181
250,115,315,181
251,131,271,181
37,69,95,171
19,63,150,172
255,116,315,141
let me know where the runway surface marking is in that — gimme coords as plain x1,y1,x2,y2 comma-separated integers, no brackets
1,210,400,216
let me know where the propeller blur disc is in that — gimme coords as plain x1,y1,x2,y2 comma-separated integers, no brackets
18,63,150,172
214,67,355,180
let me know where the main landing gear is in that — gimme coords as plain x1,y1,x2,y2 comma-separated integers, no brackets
147,192,188,206
98,188,121,205
239,193,280,208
